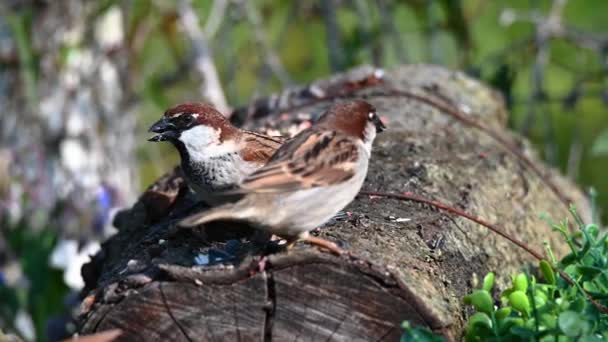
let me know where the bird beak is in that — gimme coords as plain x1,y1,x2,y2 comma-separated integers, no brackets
374,115,386,133
148,117,178,142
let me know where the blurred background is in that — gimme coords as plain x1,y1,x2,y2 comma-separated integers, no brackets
0,0,607,340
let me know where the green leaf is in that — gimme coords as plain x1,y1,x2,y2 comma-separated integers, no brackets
577,335,604,342
498,317,524,334
501,288,514,304
533,295,546,308
568,297,586,313
495,307,512,320
465,316,493,342
558,311,591,337
482,272,495,292
575,265,603,280
533,289,548,302
513,273,528,292
560,252,578,266
584,224,599,241
508,291,530,314
400,321,444,342
539,260,556,285
464,290,494,315
467,312,493,331
539,313,557,329
591,129,608,156
582,281,599,293
564,264,578,279
510,326,536,338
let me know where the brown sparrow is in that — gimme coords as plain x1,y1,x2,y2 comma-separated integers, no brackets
148,102,284,205
179,100,385,254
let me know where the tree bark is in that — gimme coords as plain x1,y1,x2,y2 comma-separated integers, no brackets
78,65,589,341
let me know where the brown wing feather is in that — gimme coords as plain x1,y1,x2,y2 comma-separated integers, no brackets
237,129,359,193
239,131,285,164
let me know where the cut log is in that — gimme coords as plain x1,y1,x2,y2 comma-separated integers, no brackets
78,65,589,341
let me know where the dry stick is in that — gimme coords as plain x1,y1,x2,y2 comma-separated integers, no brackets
360,190,608,314
372,88,573,211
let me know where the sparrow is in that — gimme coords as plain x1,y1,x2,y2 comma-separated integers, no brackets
148,102,284,205
179,100,386,254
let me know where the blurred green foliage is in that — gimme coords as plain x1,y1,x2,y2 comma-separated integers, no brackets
402,207,608,341
0,216,69,341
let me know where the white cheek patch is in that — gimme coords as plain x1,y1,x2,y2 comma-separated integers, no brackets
179,125,220,153
179,125,241,162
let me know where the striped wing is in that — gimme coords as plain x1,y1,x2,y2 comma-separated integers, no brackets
239,131,285,164
237,128,359,193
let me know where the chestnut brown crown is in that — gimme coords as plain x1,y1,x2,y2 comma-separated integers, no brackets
148,102,236,142
317,100,385,139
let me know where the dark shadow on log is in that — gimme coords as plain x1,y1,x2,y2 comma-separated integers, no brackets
78,65,589,341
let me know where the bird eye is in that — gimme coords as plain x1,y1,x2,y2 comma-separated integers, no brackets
179,114,194,125
368,112,375,120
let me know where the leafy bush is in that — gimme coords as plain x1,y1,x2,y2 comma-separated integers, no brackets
402,207,608,341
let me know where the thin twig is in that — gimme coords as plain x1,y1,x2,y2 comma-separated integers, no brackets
359,190,608,314
361,191,546,260
178,0,229,113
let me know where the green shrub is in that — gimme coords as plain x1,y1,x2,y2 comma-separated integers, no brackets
402,207,608,341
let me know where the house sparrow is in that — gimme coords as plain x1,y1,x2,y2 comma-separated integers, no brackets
148,102,284,205
179,100,386,254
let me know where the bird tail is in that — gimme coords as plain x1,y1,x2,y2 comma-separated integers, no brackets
178,202,243,228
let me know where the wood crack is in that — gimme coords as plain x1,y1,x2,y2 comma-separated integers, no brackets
90,304,116,334
159,282,194,342
263,269,276,342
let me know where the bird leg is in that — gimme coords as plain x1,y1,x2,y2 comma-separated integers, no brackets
284,237,298,251
304,236,345,255
281,233,345,256
256,255,268,273
302,235,345,256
